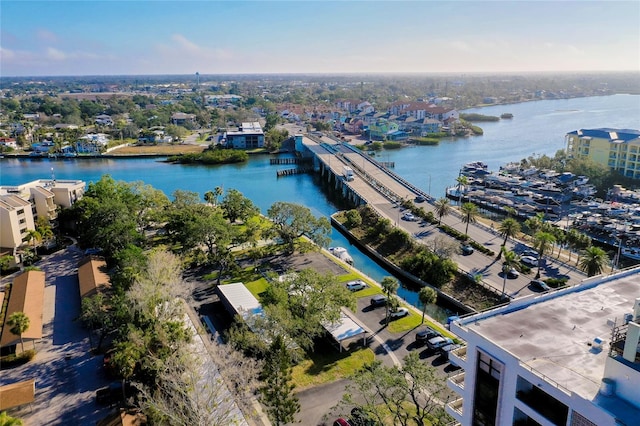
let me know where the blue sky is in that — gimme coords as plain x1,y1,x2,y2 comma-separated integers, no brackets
1,1,639,76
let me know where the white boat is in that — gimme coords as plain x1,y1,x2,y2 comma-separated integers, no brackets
328,247,353,264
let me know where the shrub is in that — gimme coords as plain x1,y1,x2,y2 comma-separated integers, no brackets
0,349,36,369
545,277,568,288
382,141,402,149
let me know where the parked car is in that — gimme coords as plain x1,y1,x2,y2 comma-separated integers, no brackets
439,343,463,367
461,244,474,255
530,279,551,292
504,267,520,279
521,256,538,267
333,418,352,426
346,280,367,291
389,307,409,319
520,249,538,258
401,212,416,221
84,247,103,255
426,336,454,352
414,195,426,203
370,294,387,307
415,326,441,345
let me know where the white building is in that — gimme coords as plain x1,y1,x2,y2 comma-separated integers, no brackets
447,269,640,426
224,122,264,149
0,179,85,250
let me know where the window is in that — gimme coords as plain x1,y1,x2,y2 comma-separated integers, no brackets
473,351,503,426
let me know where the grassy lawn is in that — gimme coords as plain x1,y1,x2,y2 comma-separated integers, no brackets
291,347,375,389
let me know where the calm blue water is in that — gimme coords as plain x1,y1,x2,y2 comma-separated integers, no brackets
2,94,638,319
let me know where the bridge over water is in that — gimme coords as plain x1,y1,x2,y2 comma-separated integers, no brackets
294,133,586,303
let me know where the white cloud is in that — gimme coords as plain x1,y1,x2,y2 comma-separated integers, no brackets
46,47,67,61
0,47,16,60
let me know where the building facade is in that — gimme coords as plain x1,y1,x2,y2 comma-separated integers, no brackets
0,179,85,250
566,128,640,179
224,122,264,149
447,269,640,426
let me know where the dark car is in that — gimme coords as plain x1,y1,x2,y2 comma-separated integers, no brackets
370,294,387,308
530,279,551,292
461,244,474,255
414,195,426,203
415,326,441,345
426,336,454,352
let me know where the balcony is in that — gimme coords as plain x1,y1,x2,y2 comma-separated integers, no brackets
449,345,467,368
447,371,465,393
445,397,464,423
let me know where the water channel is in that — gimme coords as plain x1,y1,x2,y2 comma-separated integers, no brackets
2,94,638,320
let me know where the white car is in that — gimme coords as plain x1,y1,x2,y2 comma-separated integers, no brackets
521,256,538,267
389,307,409,319
401,212,416,221
346,280,366,291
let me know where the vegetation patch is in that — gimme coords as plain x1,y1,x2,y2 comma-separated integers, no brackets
459,113,500,122
291,347,375,389
167,147,249,164
0,349,36,369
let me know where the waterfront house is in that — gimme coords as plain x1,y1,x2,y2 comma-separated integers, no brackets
170,112,196,126
566,128,640,179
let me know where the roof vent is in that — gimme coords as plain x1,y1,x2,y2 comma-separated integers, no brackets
624,313,634,324
599,378,616,397
592,337,604,350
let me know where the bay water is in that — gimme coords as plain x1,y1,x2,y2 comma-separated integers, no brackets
2,94,638,319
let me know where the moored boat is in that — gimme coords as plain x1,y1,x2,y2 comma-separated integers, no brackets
328,246,353,264
621,247,640,260
501,113,514,119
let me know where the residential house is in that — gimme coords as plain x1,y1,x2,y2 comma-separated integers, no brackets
224,122,264,149
368,119,400,141
94,114,114,126
447,270,640,426
171,112,197,126
0,137,18,150
0,270,45,351
566,128,640,179
76,133,109,154
205,94,243,106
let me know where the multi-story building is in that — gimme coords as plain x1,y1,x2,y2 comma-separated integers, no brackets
224,122,264,149
447,269,640,426
0,179,85,250
565,128,640,179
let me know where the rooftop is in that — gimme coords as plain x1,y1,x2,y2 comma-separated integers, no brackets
458,269,640,401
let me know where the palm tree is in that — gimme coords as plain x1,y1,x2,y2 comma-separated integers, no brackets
204,190,215,205
460,202,479,238
25,229,42,250
497,217,521,259
533,231,556,278
381,276,399,325
418,287,437,324
501,248,520,298
455,175,468,202
7,311,30,353
434,198,451,225
578,246,609,277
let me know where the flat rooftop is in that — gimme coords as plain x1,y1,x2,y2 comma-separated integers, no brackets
464,271,640,401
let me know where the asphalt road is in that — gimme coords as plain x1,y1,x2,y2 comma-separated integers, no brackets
374,200,586,298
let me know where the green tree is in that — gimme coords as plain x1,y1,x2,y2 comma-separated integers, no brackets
260,335,300,426
261,269,353,350
460,202,478,237
578,246,609,277
381,276,399,324
344,209,362,229
533,231,556,278
267,202,331,253
497,217,521,259
80,292,112,351
220,188,259,223
434,197,451,225
25,229,41,250
0,412,23,426
7,312,30,353
418,287,437,324
455,175,468,201
501,248,520,298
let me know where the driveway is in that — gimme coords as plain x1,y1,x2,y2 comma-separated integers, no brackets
1,246,114,425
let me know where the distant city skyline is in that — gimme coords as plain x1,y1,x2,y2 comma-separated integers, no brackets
1,1,639,77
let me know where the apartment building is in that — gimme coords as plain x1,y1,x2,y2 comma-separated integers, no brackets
565,128,640,179
0,179,85,250
224,122,264,149
446,269,640,426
